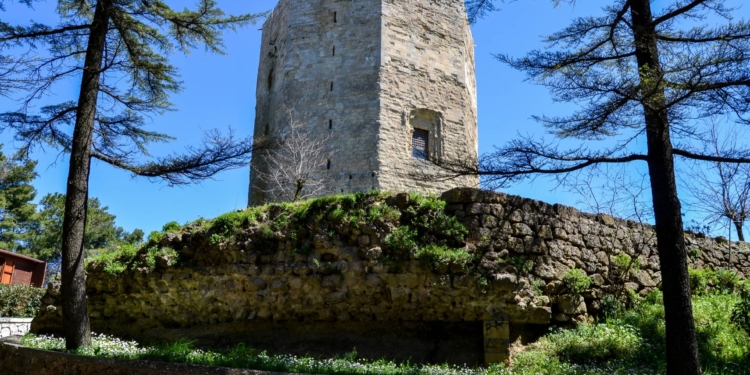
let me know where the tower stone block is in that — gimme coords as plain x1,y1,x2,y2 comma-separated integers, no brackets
249,0,479,205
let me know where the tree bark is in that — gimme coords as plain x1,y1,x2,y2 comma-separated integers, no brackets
629,1,701,374
61,0,111,351
734,220,745,242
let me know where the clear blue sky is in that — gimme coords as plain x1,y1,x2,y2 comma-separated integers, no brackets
1,0,748,235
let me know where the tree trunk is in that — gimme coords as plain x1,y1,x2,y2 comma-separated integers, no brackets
734,220,745,242
629,1,701,374
61,0,112,351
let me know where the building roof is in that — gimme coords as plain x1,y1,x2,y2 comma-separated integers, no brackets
0,249,46,264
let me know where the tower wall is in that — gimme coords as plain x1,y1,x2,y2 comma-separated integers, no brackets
249,0,384,205
249,0,479,205
378,0,479,193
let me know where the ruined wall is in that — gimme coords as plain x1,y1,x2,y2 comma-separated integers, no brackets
248,0,479,205
33,189,747,365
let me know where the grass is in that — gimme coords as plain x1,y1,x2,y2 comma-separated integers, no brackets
85,190,473,276
22,289,750,375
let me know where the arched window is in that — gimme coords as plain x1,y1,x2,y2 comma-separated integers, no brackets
412,129,429,160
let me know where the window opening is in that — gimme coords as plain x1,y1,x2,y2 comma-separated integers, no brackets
412,129,429,160
333,46,336,56
349,175,352,180
330,82,334,91
327,159,332,170
334,12,337,23
329,119,333,129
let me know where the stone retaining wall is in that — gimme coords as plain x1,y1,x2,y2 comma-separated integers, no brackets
0,318,33,339
0,337,296,375
31,188,748,365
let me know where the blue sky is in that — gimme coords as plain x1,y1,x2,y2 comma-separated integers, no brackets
1,0,748,235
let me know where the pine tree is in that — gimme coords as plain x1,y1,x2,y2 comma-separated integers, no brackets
444,1,750,373
0,145,37,252
0,0,264,349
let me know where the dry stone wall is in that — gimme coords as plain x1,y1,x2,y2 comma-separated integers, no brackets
32,189,748,365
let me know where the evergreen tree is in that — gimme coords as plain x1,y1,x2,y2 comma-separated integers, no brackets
22,192,136,262
445,1,750,373
0,0,264,349
0,145,37,252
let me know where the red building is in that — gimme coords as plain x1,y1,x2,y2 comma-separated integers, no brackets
0,250,46,288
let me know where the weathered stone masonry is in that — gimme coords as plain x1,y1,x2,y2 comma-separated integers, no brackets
248,0,479,205
33,189,748,366
0,318,32,339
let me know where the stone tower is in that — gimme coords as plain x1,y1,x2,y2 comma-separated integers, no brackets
249,0,479,205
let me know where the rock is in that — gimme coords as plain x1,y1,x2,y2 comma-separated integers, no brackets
385,192,410,208
492,273,517,292
558,294,587,315
248,277,267,291
359,247,382,260
631,270,657,287
624,282,640,291
358,235,371,247
322,275,343,288
528,306,552,324
554,313,571,322
544,280,565,295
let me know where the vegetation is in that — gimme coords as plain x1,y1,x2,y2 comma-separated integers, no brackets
86,191,476,278
22,192,142,263
0,0,264,350
21,287,750,374
0,146,38,253
731,286,750,335
0,284,45,318
449,0,750,372
563,269,592,295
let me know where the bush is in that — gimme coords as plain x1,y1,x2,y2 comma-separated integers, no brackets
0,284,45,318
162,221,181,232
384,226,418,257
689,268,717,295
414,244,475,272
731,287,750,335
563,268,592,294
689,268,741,295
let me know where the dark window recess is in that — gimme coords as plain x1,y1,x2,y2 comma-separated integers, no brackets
327,159,332,170
329,119,333,129
349,175,353,180
371,172,375,178
334,12,337,23
333,46,336,56
330,82,334,91
412,129,429,160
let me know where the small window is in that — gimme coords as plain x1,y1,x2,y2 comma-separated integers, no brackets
412,129,429,160
329,119,333,129
327,159,332,170
334,12,337,23
332,46,336,56
330,82,334,91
